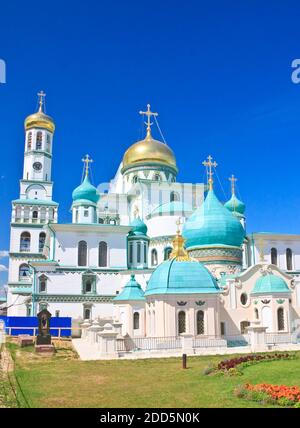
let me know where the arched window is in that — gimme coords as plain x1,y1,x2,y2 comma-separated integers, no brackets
277,308,285,331
254,308,259,320
240,293,248,306
151,249,158,266
39,276,47,293
20,232,31,252
98,218,104,224
178,311,186,334
170,191,180,202
271,248,277,265
83,307,91,320
286,248,293,271
197,310,204,335
240,321,250,334
164,247,172,260
19,264,30,281
32,210,38,220
27,132,32,150
46,134,51,152
39,232,46,252
36,131,43,149
133,312,140,330
132,175,138,184
98,241,108,267
153,173,161,182
78,241,87,266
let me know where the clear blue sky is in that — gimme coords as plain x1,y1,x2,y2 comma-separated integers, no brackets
1,0,300,288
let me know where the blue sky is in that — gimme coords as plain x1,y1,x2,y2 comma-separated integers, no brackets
0,0,300,289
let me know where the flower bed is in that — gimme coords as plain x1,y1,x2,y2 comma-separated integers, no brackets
204,352,295,376
235,383,300,407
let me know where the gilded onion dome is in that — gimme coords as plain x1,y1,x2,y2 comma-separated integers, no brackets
121,104,177,174
24,91,55,133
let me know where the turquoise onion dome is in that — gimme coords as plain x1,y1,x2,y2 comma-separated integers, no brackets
224,194,245,216
251,273,290,295
72,175,100,204
145,259,220,295
129,216,148,236
183,189,245,249
145,230,220,296
114,275,145,301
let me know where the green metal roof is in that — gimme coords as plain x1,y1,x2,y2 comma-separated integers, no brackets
251,273,290,295
13,199,58,206
113,275,146,301
145,258,220,296
128,216,148,237
183,189,245,249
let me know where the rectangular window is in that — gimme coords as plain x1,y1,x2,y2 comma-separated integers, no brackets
84,210,89,217
137,242,141,263
129,243,133,264
220,322,226,336
144,243,147,263
55,310,60,317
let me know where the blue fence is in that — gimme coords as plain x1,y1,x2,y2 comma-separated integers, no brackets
0,316,72,337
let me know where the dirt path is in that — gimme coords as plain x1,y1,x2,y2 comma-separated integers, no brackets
0,343,18,407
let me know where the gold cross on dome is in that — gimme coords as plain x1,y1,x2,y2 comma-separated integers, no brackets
82,154,93,177
37,90,46,113
229,174,237,195
133,205,139,218
202,155,218,191
258,237,265,263
139,104,158,136
175,217,183,234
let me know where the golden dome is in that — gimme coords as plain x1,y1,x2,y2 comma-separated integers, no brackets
24,91,55,133
122,131,177,172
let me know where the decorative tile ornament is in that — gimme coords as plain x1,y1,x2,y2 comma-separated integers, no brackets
177,301,187,306
276,299,285,304
261,299,271,304
195,300,205,306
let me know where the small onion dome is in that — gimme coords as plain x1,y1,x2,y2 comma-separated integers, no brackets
24,104,55,133
149,201,193,218
129,216,148,236
72,175,100,204
251,273,290,295
224,194,245,216
113,275,146,301
183,189,245,249
122,131,177,174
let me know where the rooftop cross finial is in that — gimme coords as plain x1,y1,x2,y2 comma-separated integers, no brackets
202,155,218,191
81,154,93,177
133,205,139,218
175,217,183,234
229,174,238,196
37,90,46,113
139,104,158,137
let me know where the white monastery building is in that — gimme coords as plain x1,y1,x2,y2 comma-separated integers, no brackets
6,92,300,349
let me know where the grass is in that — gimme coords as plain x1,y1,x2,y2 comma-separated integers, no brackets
5,342,300,408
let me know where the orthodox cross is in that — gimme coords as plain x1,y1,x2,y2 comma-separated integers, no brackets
82,154,93,177
139,104,158,136
202,155,217,191
176,217,183,234
229,174,237,196
37,90,46,112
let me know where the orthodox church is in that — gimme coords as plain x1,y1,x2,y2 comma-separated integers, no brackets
6,92,300,340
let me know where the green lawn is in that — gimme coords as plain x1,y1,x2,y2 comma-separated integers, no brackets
6,343,300,408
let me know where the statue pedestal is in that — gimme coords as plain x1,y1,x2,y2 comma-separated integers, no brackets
246,323,268,352
35,344,55,356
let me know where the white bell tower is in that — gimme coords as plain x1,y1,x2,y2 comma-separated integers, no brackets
7,92,59,316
